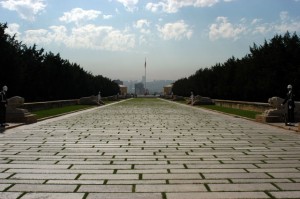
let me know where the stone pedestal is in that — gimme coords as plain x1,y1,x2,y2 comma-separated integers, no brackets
6,96,37,123
6,107,37,123
255,115,282,123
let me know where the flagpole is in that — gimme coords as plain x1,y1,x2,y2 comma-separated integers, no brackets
144,57,147,94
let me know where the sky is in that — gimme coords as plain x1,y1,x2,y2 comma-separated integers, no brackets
1,0,300,82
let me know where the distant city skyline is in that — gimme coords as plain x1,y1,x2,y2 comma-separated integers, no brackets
1,0,300,81
123,79,174,94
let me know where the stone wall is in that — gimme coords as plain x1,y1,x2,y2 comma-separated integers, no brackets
21,99,78,112
214,99,271,113
21,96,122,112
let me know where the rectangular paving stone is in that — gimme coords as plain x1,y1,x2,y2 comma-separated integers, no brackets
270,191,300,198
166,192,270,199
247,168,299,172
143,173,202,180
21,193,85,199
135,165,185,169
0,179,44,184
275,183,300,190
57,161,111,165
0,164,69,169
231,179,292,183
78,185,132,192
7,168,113,174
186,164,257,169
170,169,246,173
47,180,104,184
0,192,23,199
113,161,167,165
80,174,138,180
0,173,11,179
107,180,165,184
117,169,168,174
169,179,230,184
86,193,162,199
72,165,132,170
10,160,58,164
9,184,77,192
208,183,278,191
0,184,11,191
136,184,206,192
264,160,300,164
203,173,271,179
11,173,77,180
270,173,300,178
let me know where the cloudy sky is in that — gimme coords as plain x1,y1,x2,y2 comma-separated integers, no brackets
1,0,300,81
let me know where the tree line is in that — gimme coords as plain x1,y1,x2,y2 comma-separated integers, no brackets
172,32,300,102
0,23,120,102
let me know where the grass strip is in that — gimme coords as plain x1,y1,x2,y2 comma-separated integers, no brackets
197,105,261,119
32,105,96,119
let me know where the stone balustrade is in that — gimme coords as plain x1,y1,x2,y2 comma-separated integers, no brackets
21,99,79,112
214,99,271,113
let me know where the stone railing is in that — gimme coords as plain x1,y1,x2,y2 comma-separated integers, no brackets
214,99,271,113
21,99,79,112
21,95,127,112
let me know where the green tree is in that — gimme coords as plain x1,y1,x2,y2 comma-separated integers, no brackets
173,32,300,102
0,22,120,102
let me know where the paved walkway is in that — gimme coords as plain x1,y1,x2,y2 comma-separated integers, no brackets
1,98,300,199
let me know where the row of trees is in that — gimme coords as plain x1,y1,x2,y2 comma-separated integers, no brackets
0,23,120,102
172,32,300,102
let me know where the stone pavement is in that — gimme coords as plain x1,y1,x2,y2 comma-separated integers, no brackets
1,98,300,199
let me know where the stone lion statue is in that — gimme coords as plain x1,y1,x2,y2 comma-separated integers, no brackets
263,97,285,117
257,96,299,123
268,97,284,109
263,96,299,120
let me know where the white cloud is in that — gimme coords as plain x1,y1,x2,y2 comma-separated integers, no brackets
103,15,113,19
102,29,135,51
251,18,262,25
135,19,150,29
252,25,272,35
138,35,147,45
146,0,220,13
208,12,300,41
280,11,289,21
19,24,135,52
116,0,139,12
209,16,246,41
157,20,193,40
0,0,46,21
251,11,300,35
23,29,52,44
5,23,21,38
134,19,151,34
59,8,101,25
48,26,68,43
274,20,300,33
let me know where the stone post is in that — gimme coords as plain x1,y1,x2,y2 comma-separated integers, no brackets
191,92,194,105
